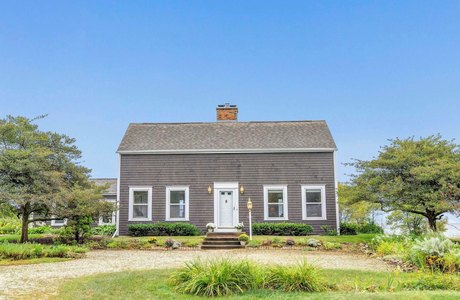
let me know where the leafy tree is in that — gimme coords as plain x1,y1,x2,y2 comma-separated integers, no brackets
338,183,380,224
348,135,460,231
0,115,91,242
55,185,115,244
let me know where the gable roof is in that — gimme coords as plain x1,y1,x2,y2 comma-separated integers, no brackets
117,121,336,154
90,178,117,195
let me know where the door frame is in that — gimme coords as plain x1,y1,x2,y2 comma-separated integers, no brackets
213,182,239,232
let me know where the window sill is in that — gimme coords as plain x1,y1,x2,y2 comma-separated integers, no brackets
128,218,152,222
264,218,289,221
303,217,327,221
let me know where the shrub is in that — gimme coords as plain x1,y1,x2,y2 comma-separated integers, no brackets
252,223,313,236
0,217,21,234
323,242,341,250
106,238,150,250
169,259,263,297
339,223,357,235
403,272,460,291
265,261,325,292
91,225,116,236
128,223,200,236
247,240,261,248
238,234,249,242
320,225,338,236
29,225,61,235
358,222,384,234
409,235,460,272
376,241,406,256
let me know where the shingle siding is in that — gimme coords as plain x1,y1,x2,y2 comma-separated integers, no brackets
119,152,337,235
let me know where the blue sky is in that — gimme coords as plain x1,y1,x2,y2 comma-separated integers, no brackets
1,1,459,181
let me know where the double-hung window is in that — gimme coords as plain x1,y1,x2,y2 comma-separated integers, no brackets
263,185,288,220
302,185,326,220
129,187,152,221
166,186,189,221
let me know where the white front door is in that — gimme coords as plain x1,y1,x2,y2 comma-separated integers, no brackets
218,191,234,227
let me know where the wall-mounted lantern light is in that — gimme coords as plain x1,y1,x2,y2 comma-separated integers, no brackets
240,185,245,195
208,185,212,195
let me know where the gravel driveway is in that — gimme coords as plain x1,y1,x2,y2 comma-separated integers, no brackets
0,249,389,299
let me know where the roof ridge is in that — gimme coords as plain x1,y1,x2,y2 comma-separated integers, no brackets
129,120,327,126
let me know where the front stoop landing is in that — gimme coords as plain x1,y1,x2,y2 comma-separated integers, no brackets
201,232,245,250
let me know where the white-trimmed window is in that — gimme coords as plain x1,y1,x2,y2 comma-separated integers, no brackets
128,187,152,221
263,185,288,220
302,185,326,220
166,186,189,221
99,211,116,225
51,218,67,226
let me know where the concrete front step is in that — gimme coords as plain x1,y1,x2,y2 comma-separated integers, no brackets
201,244,245,250
201,231,246,250
202,241,241,246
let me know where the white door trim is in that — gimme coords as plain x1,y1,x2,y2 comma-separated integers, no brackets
213,182,239,232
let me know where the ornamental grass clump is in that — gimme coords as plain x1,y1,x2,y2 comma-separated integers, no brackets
264,260,326,292
0,242,88,260
169,259,263,297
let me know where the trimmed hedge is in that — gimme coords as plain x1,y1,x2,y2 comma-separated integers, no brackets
339,223,358,235
252,223,313,236
128,222,200,236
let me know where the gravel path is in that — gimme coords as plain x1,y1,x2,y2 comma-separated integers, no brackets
0,249,389,299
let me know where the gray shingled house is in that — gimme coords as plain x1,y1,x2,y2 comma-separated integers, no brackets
116,104,338,235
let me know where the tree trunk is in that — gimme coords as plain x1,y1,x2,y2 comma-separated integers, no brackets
427,215,438,232
20,212,30,243
75,228,80,244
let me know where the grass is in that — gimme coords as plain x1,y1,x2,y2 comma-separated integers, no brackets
251,234,376,245
111,234,374,247
0,233,49,243
52,267,460,299
0,257,72,266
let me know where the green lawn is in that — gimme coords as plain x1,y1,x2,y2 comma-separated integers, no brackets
52,268,460,300
251,234,376,244
115,233,376,246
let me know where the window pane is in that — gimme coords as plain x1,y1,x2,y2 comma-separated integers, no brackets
170,190,185,204
170,204,185,219
306,204,322,217
134,191,148,204
306,190,321,203
268,204,284,218
133,205,148,218
102,214,112,223
268,190,284,204
54,219,65,224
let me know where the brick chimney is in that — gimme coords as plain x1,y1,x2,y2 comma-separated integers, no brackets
216,103,238,121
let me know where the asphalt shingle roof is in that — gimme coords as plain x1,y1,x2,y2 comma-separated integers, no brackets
90,178,117,195
117,121,336,153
